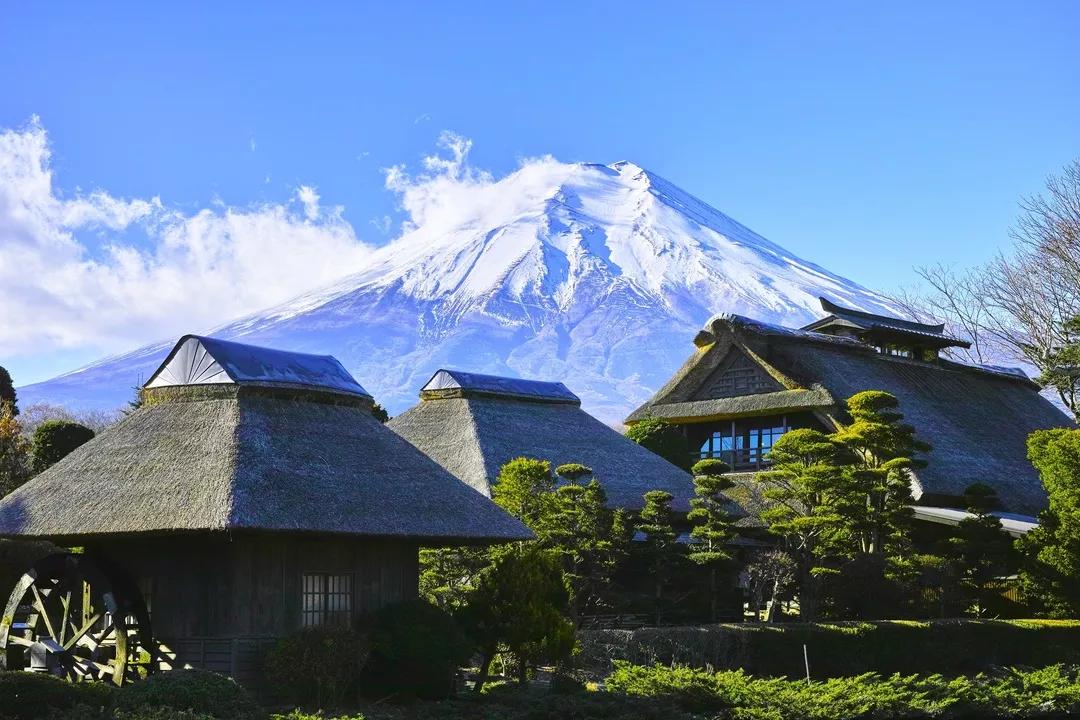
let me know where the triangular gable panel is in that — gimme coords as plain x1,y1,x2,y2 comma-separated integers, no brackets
692,348,781,400
146,337,232,388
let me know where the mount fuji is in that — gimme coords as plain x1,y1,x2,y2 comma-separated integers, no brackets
20,160,899,424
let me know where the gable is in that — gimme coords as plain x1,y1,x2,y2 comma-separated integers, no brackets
693,349,781,400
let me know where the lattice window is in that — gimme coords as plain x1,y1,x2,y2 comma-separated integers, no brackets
301,573,352,628
701,353,777,398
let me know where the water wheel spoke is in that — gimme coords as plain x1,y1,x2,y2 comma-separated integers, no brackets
29,585,58,640
63,612,102,651
58,590,72,645
7,634,34,647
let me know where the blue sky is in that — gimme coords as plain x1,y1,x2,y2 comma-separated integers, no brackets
1,1,1078,384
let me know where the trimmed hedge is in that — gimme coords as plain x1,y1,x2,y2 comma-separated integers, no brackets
114,670,259,720
579,619,1080,679
605,662,1080,719
0,673,115,720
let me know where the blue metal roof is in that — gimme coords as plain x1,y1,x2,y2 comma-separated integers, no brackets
145,335,371,398
421,369,579,403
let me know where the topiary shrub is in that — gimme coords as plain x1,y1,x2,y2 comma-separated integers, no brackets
115,670,259,720
363,599,472,700
30,420,95,472
0,672,115,720
624,417,692,470
263,627,369,708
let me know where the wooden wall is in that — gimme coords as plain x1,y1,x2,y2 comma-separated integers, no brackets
94,532,419,640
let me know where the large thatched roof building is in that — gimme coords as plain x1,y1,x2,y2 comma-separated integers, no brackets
627,299,1073,516
0,335,528,686
389,369,695,511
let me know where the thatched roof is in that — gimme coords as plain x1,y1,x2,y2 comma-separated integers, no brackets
389,370,695,511
0,337,531,544
627,314,1073,515
804,297,971,349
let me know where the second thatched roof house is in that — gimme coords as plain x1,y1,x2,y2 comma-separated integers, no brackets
388,369,695,511
626,298,1073,517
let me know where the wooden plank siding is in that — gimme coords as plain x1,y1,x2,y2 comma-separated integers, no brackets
91,533,419,684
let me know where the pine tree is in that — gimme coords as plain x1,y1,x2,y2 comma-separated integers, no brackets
370,403,390,423
457,544,573,691
687,459,736,621
0,403,31,497
545,475,627,619
419,546,491,612
636,489,681,624
491,457,555,528
939,484,1017,617
831,391,929,558
0,367,17,416
1036,315,1080,420
1018,428,1080,617
758,428,844,620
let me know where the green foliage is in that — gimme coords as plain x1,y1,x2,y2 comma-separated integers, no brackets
365,599,472,700
491,457,554,528
543,479,627,618
457,544,574,690
0,404,31,497
687,460,735,622
1036,314,1080,419
114,670,258,720
0,367,16,415
604,661,1080,719
419,546,490,612
636,490,682,624
553,463,592,482
577,619,1080,680
624,417,692,470
938,485,1018,617
264,627,369,707
370,403,390,423
1018,428,1080,617
30,419,95,472
758,428,843,620
112,708,220,720
0,672,115,720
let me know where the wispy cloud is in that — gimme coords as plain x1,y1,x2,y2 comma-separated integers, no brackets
0,118,373,361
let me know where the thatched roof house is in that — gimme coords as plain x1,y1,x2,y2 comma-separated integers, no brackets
0,335,530,544
389,369,695,511
627,300,1073,516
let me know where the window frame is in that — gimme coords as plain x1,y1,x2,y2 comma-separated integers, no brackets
300,571,354,629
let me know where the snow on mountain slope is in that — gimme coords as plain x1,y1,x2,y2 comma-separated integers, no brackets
20,159,898,423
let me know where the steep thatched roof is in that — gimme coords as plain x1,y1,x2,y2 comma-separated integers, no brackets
627,314,1073,515
0,337,531,544
389,370,695,511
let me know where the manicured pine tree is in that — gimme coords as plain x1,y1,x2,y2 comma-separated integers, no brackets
636,489,681,625
418,545,491,612
939,483,1018,617
0,366,17,416
758,428,844,620
687,458,736,622
546,465,629,619
830,391,929,558
491,457,555,529
1017,428,1080,617
30,420,95,472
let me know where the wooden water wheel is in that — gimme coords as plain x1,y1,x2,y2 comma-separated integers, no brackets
0,552,153,685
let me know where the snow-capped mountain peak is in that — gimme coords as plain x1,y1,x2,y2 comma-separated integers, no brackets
21,159,896,423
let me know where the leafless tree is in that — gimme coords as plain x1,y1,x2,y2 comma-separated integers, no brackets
895,160,1080,417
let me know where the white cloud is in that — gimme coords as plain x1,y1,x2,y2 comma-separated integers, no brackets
0,118,373,360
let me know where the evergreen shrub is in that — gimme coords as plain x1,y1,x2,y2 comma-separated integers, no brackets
578,619,1080,679
363,599,472,700
114,670,259,720
264,627,369,707
0,672,115,720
